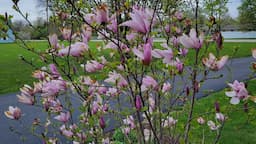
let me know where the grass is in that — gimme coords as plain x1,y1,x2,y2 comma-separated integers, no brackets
0,41,101,94
177,79,256,144
0,41,255,94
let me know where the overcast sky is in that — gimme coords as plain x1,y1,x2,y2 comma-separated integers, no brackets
0,0,241,21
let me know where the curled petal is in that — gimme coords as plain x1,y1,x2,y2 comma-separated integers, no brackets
230,97,240,105
225,91,236,97
217,56,228,69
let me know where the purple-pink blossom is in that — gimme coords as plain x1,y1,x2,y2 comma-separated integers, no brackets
120,7,155,34
202,53,228,71
162,82,171,93
85,60,104,73
42,79,67,97
141,76,158,91
58,42,88,57
133,41,153,65
179,28,204,49
54,112,70,123
49,64,60,78
96,4,109,24
104,71,128,87
225,80,249,105
49,34,59,49
4,106,22,120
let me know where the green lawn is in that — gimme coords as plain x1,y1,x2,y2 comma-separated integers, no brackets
0,41,255,94
177,79,256,144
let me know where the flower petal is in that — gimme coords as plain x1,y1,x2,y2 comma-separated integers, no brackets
225,91,236,97
230,97,240,105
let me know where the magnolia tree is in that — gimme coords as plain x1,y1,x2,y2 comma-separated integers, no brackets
1,0,255,143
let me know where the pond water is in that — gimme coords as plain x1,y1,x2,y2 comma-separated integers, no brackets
222,31,256,39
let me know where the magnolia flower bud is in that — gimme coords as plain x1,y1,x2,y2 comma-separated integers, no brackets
135,96,142,111
186,86,190,96
215,101,220,113
99,116,106,129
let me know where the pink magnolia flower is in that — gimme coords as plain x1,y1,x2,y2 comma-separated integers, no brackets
96,4,109,24
152,43,174,64
216,113,225,122
20,84,34,96
17,85,35,105
33,82,43,93
252,48,256,59
133,42,152,65
120,7,155,34
126,32,138,41
5,106,22,120
171,36,179,47
174,11,183,20
102,103,109,112
82,25,92,44
49,34,59,49
42,79,67,97
17,93,34,105
207,120,220,130
162,116,177,127
122,127,131,135
107,14,117,33
85,60,104,73
60,125,73,138
81,76,94,85
225,80,249,105
162,82,171,93
106,88,118,97
178,48,188,56
49,64,60,78
179,28,204,49
61,28,72,40
54,112,70,123
58,42,88,57
123,115,135,129
197,117,205,125
105,39,129,52
117,64,124,71
202,53,228,71
17,94,35,105
141,76,158,91
104,71,128,87
32,70,47,80
98,86,108,94
84,13,97,24
43,98,63,112
167,58,184,73
165,25,170,33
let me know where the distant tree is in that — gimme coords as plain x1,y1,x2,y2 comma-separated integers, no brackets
202,0,228,31
220,14,238,28
238,0,256,31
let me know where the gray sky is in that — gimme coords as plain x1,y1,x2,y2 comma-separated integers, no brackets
0,0,241,21
0,0,39,21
